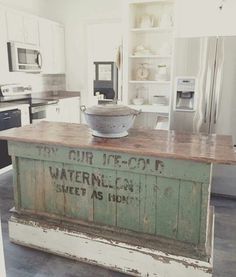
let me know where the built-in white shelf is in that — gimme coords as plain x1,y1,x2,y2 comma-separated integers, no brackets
130,27,173,33
130,0,174,4
129,80,171,84
128,104,169,113
129,55,172,59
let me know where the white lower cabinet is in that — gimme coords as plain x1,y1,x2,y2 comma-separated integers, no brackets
58,97,80,123
19,104,30,126
46,97,80,123
46,104,60,122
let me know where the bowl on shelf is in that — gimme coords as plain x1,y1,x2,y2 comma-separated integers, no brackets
132,98,145,105
152,95,167,106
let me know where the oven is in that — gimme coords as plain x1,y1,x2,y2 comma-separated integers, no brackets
7,42,42,73
31,100,59,124
0,109,21,169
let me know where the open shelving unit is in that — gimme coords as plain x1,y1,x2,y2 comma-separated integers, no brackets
128,104,169,113
129,80,171,84
130,27,173,32
129,54,172,58
123,0,175,129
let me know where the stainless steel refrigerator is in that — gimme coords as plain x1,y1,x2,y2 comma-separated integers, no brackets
170,36,236,197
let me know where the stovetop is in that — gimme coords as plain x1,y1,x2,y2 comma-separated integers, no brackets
0,97,59,108
30,98,59,107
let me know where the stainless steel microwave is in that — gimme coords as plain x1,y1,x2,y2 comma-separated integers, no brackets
7,42,42,73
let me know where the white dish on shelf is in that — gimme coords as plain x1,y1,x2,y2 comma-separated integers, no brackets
132,98,145,105
152,95,168,105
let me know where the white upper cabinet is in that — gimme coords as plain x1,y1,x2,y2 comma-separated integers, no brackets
6,11,39,45
175,0,236,37
39,19,54,74
23,16,39,45
53,24,66,74
6,11,24,42
39,20,66,74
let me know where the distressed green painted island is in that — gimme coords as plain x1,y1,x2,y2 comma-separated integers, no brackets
1,121,236,277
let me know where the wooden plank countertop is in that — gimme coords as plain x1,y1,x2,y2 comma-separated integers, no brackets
0,121,236,165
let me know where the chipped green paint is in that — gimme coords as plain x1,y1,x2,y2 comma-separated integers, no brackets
8,141,212,252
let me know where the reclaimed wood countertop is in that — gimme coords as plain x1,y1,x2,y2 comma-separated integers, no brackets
0,121,236,164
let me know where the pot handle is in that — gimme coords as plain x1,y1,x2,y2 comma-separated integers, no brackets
80,105,87,112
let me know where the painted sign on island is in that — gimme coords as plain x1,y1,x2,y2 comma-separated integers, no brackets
9,142,210,247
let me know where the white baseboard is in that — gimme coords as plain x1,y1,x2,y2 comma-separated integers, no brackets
9,216,213,277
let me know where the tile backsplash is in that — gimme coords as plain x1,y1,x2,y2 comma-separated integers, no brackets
1,72,66,94
40,74,66,93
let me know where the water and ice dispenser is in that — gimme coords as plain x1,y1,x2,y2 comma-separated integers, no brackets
174,78,196,111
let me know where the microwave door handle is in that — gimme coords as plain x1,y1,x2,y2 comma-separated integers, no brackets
37,52,43,69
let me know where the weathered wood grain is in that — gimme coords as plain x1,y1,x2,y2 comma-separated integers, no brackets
116,171,140,231
177,181,202,244
14,155,209,247
8,142,211,183
7,137,214,257
0,121,235,164
92,168,116,226
155,177,180,239
139,175,156,234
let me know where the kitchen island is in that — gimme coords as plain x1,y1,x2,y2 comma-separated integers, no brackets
0,121,236,277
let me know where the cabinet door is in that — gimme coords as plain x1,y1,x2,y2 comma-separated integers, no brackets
19,105,30,126
53,24,66,73
46,104,60,122
6,11,24,42
59,97,80,123
23,16,39,45
39,19,54,73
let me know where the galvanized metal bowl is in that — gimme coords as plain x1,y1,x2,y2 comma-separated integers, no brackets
80,104,141,138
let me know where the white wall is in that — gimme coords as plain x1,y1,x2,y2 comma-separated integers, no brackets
0,0,51,19
175,0,236,37
87,21,122,106
44,0,122,104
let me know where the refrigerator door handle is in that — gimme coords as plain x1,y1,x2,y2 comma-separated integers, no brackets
214,100,217,124
213,40,224,125
204,102,208,123
204,65,215,124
